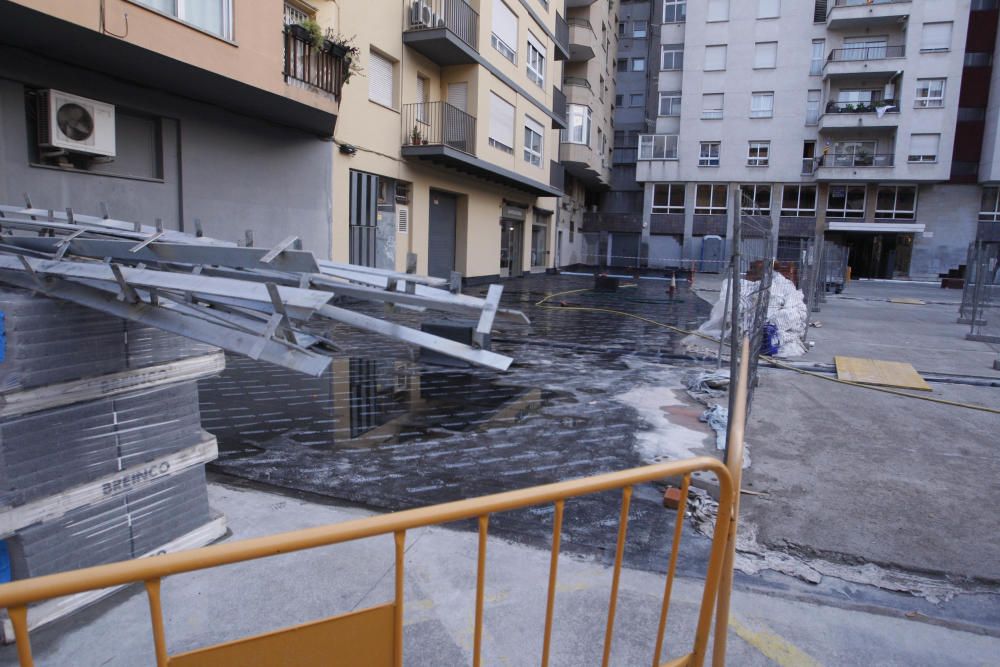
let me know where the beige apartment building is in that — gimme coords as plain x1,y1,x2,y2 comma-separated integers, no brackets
326,0,571,282
0,0,345,253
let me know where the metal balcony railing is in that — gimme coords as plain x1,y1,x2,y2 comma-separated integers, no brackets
828,45,905,62
562,76,592,90
831,0,910,8
283,27,347,99
825,100,899,113
555,12,570,60
567,17,594,29
820,153,895,167
612,147,638,165
552,86,567,127
405,0,479,52
402,102,476,155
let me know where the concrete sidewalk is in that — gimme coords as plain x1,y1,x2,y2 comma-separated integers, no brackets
2,480,997,667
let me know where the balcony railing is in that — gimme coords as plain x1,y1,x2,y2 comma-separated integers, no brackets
562,76,592,90
552,85,567,128
825,100,899,114
554,12,570,60
638,134,679,161
567,17,594,30
613,147,638,165
828,45,905,62
820,153,895,167
831,0,910,9
802,158,817,175
283,27,347,99
402,102,476,155
406,0,479,52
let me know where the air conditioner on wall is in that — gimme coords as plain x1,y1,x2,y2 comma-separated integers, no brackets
37,89,116,157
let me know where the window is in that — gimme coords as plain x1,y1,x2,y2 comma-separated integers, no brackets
806,90,821,125
527,33,545,87
638,134,679,159
415,75,429,121
633,20,647,37
707,0,729,22
740,184,771,215
630,93,645,107
699,141,721,167
523,116,544,166
921,22,953,52
875,186,917,220
908,134,940,163
843,36,888,60
632,57,646,71
915,79,946,108
831,140,879,166
615,94,624,106
283,2,310,26
781,185,817,217
826,185,866,219
616,58,629,73
750,92,774,118
663,0,686,23
617,21,626,37
754,42,778,69
137,0,233,39
758,0,780,19
695,184,728,214
705,45,727,71
810,39,825,76
652,184,686,214
368,49,395,108
489,92,515,153
747,141,770,167
564,103,592,145
658,91,682,116
491,0,518,63
980,187,1000,222
702,93,724,119
661,44,684,70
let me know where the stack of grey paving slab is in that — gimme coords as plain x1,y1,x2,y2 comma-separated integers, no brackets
0,287,227,641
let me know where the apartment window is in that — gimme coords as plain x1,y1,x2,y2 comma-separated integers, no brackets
658,91,682,116
915,79,946,108
806,90,821,125
415,75,429,121
663,0,686,23
740,184,771,215
979,187,1000,222
564,103,592,145
699,141,721,167
633,20,647,37
705,45,727,71
652,184,686,214
615,94,624,106
754,42,778,69
921,22,953,52
758,0,780,19
368,50,396,108
617,58,629,73
702,93,724,119
908,134,940,163
661,44,684,71
627,93,644,108
707,0,729,22
875,186,917,220
491,0,518,63
527,33,545,87
639,134,679,159
283,2,310,25
810,39,825,76
632,58,646,72
524,116,544,167
747,141,770,167
137,0,233,39
617,21,626,37
489,92,515,153
843,36,888,60
781,185,817,217
750,92,774,118
826,185,866,219
695,184,728,214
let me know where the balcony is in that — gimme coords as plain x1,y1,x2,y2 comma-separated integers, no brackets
562,77,594,105
827,0,911,30
612,147,638,165
401,102,561,196
819,100,901,131
283,26,348,100
566,0,598,7
815,152,897,181
567,18,597,62
554,13,570,61
560,142,610,188
403,0,479,66
824,45,905,78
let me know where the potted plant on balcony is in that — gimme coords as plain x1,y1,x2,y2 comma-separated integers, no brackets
295,19,324,46
411,125,422,145
324,32,363,84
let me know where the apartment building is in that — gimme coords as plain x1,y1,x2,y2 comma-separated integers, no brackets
625,0,998,280
0,0,344,254
330,0,569,282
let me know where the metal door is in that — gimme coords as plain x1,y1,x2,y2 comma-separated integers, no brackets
428,190,457,279
349,170,378,267
500,220,523,277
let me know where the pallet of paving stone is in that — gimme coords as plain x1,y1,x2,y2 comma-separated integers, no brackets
0,432,217,537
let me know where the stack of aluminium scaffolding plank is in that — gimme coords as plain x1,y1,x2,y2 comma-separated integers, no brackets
0,287,226,641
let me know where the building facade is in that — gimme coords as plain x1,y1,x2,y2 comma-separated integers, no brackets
0,0,345,255
624,0,999,280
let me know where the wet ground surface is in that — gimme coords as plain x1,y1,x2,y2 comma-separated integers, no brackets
201,274,721,572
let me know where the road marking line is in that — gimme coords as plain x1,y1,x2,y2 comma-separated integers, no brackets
730,617,823,667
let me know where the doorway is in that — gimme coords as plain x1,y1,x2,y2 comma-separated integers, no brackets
428,190,457,279
500,220,523,278
841,232,912,279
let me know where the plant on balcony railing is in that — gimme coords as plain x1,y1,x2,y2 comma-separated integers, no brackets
825,99,899,114
401,102,477,155
284,27,360,98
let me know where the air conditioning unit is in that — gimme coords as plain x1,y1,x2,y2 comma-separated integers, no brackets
37,89,116,157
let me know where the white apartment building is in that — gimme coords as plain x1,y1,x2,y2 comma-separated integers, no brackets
630,0,996,280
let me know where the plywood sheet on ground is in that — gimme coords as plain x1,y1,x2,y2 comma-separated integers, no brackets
834,356,932,391
888,298,926,305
